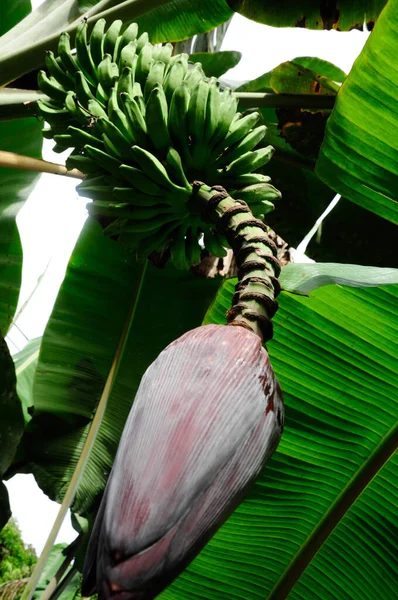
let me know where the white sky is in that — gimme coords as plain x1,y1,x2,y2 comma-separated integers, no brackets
4,10,370,556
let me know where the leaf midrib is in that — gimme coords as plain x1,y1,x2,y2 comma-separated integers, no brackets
266,420,398,599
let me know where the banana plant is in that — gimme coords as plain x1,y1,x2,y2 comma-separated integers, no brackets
0,0,397,599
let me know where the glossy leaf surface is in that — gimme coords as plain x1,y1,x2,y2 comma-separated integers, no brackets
316,0,398,223
18,219,219,515
228,0,387,30
149,279,398,599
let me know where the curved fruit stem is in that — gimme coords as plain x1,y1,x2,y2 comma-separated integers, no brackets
192,181,281,343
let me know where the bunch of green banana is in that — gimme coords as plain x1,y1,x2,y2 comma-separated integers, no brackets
38,18,280,268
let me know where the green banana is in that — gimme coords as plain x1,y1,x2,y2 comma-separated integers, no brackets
210,90,238,147
231,182,281,205
95,117,132,158
120,94,149,147
108,86,133,141
45,51,73,89
135,43,153,84
37,99,70,123
89,18,106,66
136,31,149,53
158,43,173,65
53,134,74,148
113,188,172,207
136,220,179,257
110,213,175,234
184,63,205,91
38,19,280,269
85,144,122,176
68,125,104,149
166,148,190,190
223,111,260,149
216,125,267,166
66,154,98,173
116,22,139,61
144,61,166,101
75,71,97,107
37,71,67,103
204,77,221,144
87,98,108,119
75,20,97,84
58,32,79,74
188,79,210,167
130,145,183,191
229,173,272,186
119,165,165,196
78,185,115,202
225,145,275,176
117,66,135,97
97,54,119,91
163,59,185,103
168,82,191,165
96,82,109,104
119,41,138,70
145,85,171,151
170,224,190,270
168,53,189,74
104,19,123,60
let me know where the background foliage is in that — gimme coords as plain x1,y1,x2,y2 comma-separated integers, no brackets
0,0,397,599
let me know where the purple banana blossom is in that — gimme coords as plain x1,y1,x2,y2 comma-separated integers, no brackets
82,324,284,599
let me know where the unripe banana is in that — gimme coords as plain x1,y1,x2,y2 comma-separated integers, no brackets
163,59,185,103
144,61,166,101
225,145,275,176
117,66,135,97
135,43,153,83
38,18,280,269
75,20,97,84
119,165,165,196
89,18,106,66
45,51,73,89
145,85,171,151
216,125,267,166
119,41,138,70
104,19,123,60
37,71,67,103
97,54,119,91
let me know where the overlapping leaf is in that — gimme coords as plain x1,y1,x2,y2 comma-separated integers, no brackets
228,0,387,30
17,219,219,515
152,279,398,599
0,335,24,528
316,0,398,223
190,51,241,78
0,0,233,86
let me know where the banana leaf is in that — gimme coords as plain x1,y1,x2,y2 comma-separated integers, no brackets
12,218,220,515
228,0,387,30
151,279,398,599
316,0,398,224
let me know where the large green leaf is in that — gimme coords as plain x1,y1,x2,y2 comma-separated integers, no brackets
13,337,41,424
0,0,233,86
228,0,387,30
256,110,397,268
0,0,42,333
0,334,24,528
17,218,219,515
190,51,241,78
154,279,398,599
316,0,398,224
